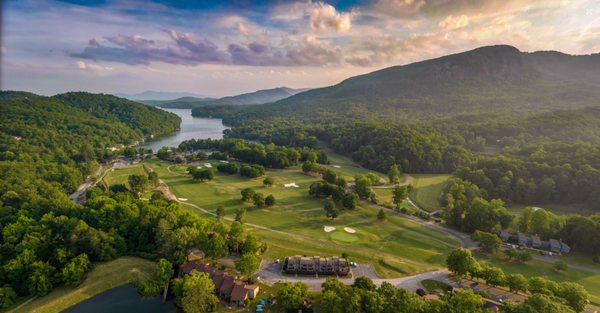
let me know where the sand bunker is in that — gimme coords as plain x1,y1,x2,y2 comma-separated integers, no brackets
219,160,229,163
324,226,336,233
197,166,202,169
333,165,341,168
178,198,188,201
344,227,356,233
204,163,212,168
284,183,299,188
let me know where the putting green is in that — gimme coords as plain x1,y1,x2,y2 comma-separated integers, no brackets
330,231,359,243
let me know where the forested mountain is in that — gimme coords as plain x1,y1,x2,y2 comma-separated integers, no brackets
0,91,194,302
114,90,209,101
54,92,181,136
193,45,600,122
151,87,306,109
1,91,180,193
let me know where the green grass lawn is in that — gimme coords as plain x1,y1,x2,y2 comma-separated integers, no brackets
421,279,451,293
318,144,388,181
507,203,596,216
408,174,450,212
103,164,148,187
125,159,459,278
476,253,600,306
14,257,155,313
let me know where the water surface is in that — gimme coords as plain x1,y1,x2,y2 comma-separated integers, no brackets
63,284,178,313
141,108,228,152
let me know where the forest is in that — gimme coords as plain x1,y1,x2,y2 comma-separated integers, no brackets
0,92,186,305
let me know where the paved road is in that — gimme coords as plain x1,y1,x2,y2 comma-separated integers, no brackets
69,164,115,204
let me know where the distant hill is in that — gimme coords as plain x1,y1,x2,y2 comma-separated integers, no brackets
0,90,41,101
192,45,600,123
114,90,210,101
148,87,307,109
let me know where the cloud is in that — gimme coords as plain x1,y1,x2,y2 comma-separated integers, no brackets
309,2,355,33
439,14,470,30
71,31,229,65
271,1,356,33
71,30,343,67
75,60,113,71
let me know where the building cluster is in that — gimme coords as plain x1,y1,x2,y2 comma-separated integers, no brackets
283,256,350,276
496,230,571,254
179,260,259,307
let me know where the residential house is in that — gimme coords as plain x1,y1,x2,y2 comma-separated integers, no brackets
531,235,542,249
230,282,248,307
549,239,561,253
517,232,531,246
283,256,350,276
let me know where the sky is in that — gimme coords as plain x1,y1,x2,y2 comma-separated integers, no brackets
1,0,599,97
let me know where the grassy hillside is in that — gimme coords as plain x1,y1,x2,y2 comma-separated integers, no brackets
13,257,155,313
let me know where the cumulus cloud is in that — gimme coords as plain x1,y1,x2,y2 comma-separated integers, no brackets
271,1,356,33
439,15,470,30
309,2,355,33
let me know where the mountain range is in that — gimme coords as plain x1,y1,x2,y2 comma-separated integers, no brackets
114,90,210,101
142,87,308,109
192,45,600,122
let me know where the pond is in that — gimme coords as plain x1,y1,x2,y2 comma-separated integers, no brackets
140,108,228,152
63,284,179,313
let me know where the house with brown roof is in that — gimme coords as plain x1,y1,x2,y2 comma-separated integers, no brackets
230,282,248,307
178,259,260,307
219,275,235,299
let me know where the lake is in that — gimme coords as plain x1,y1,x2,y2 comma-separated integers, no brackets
63,284,179,313
140,108,228,152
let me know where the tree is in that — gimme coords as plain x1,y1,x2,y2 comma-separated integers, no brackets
252,192,265,208
324,201,339,220
441,289,484,313
175,271,218,313
217,162,238,174
558,282,589,313
392,185,409,206
274,282,308,310
388,164,401,184
148,171,159,187
265,194,275,206
235,253,261,277
508,294,575,313
506,274,528,294
0,285,17,309
235,208,246,223
554,260,569,272
216,206,225,219
516,251,532,263
240,164,265,178
28,261,54,296
472,230,502,253
228,222,245,253
155,258,174,289
342,192,358,210
377,209,387,221
263,177,275,187
128,174,148,196
191,168,215,182
480,266,505,287
315,290,343,313
206,233,227,260
446,248,480,278
353,276,376,291
61,253,91,286
241,188,255,202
